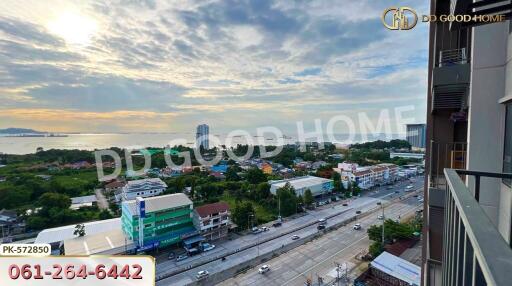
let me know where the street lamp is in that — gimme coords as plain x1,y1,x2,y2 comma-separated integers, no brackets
376,202,384,245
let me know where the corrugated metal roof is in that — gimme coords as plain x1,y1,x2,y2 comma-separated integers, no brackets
370,251,421,285
71,195,97,205
270,176,332,189
35,218,121,244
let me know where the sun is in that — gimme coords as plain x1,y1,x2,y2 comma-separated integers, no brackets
47,11,98,46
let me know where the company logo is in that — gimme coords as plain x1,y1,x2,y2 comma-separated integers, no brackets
382,7,418,30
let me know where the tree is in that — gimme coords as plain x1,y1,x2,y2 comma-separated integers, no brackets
73,223,86,237
276,183,298,216
303,189,314,207
332,172,341,192
231,201,255,230
99,209,113,220
246,168,267,184
225,166,240,181
369,241,383,258
38,192,71,210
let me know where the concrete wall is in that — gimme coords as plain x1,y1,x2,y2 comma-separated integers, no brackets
467,21,508,226
497,21,512,243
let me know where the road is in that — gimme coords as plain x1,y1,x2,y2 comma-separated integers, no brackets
156,177,424,286
221,193,422,286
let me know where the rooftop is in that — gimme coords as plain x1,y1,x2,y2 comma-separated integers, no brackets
370,251,421,286
123,178,167,193
35,218,121,244
270,176,332,189
123,193,192,215
71,195,97,205
195,202,230,217
64,229,135,255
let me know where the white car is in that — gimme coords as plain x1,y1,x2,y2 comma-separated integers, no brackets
261,226,269,232
258,265,270,274
378,215,385,220
202,243,215,252
291,235,300,240
196,270,209,280
353,223,362,230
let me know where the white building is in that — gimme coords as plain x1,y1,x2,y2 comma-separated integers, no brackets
70,195,98,210
192,202,231,241
269,176,334,197
115,178,167,201
336,163,399,190
196,124,209,150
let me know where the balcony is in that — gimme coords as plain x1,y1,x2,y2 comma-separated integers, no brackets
432,48,470,112
442,169,512,285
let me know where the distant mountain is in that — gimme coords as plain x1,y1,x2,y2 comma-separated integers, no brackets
0,128,45,134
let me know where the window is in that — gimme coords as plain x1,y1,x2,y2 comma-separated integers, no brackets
504,102,512,186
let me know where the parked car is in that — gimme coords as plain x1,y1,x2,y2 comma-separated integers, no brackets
318,218,327,225
262,226,269,232
176,254,188,262
167,252,175,260
252,227,262,234
342,203,348,206
291,235,300,240
356,210,362,214
272,222,282,227
202,243,215,252
353,223,362,230
378,215,385,220
196,270,209,280
258,265,270,274
317,224,326,230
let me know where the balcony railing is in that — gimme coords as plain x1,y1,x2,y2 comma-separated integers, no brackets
439,48,468,67
442,169,512,285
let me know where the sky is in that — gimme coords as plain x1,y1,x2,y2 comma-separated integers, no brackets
0,0,429,134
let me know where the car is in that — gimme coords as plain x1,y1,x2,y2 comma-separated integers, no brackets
355,210,362,214
196,270,209,280
342,203,348,206
378,215,385,220
202,243,215,252
258,265,270,274
317,224,326,230
252,227,262,234
318,218,327,225
406,185,414,189
291,235,300,240
167,252,175,260
353,223,362,230
176,254,188,262
272,222,282,227
418,198,424,203
262,226,269,232
386,186,393,190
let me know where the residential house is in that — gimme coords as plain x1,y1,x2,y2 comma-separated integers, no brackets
193,202,231,241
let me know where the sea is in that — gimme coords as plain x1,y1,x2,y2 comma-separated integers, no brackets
0,133,404,155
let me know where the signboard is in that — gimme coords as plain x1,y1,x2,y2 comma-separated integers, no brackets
136,198,146,218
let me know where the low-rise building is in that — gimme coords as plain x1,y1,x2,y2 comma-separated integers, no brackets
70,195,98,210
269,176,334,197
115,178,167,201
193,202,231,241
121,193,196,251
104,180,126,193
260,163,273,174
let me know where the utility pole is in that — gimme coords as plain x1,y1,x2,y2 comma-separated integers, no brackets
334,262,341,286
377,202,385,245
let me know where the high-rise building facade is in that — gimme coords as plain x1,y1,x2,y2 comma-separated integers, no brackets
423,1,512,285
196,124,209,150
406,123,426,150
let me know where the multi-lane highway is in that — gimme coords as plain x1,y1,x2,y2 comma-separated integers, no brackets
221,192,422,286
156,177,424,286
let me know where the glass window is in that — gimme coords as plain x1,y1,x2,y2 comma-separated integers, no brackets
504,102,512,186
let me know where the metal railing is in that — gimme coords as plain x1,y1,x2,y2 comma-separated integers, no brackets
439,48,468,67
428,141,467,189
442,169,512,286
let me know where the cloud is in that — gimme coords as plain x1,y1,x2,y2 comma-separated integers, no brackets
0,0,429,133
